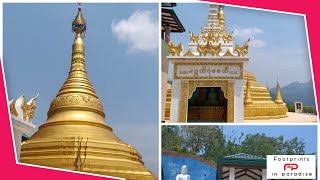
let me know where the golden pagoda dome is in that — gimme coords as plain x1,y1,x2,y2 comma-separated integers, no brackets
20,4,154,179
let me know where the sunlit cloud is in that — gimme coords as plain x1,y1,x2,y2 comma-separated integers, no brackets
111,10,159,54
233,26,267,48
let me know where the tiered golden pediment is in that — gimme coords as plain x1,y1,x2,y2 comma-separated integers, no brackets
167,5,249,58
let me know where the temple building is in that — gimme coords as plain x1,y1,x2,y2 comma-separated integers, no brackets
164,4,287,123
161,3,185,123
9,94,37,161
19,4,154,179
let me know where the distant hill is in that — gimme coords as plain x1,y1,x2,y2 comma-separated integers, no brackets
270,80,316,106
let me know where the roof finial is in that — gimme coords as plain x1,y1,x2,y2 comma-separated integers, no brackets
218,5,226,33
72,3,86,35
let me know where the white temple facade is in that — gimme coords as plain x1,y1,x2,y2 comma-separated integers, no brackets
167,5,249,123
9,94,38,160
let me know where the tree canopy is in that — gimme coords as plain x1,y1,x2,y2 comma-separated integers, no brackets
161,126,309,163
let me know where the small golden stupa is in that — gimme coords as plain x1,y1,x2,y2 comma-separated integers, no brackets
243,71,288,120
20,4,154,179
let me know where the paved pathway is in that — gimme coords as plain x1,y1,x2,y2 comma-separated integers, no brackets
244,112,318,123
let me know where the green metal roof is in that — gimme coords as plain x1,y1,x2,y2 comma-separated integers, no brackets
216,153,266,180
224,153,266,160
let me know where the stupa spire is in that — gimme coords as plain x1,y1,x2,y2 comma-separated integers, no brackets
275,79,284,104
218,5,226,33
20,4,154,179
244,79,253,105
72,3,86,35
47,4,105,119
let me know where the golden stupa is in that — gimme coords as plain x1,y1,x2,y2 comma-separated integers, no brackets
20,4,154,179
164,5,287,121
243,71,288,120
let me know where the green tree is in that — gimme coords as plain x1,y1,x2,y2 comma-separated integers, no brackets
282,137,305,155
240,134,305,157
202,126,226,162
161,126,307,163
180,126,224,155
161,126,182,151
240,133,283,157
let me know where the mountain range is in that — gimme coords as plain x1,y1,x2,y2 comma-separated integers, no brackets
269,80,316,106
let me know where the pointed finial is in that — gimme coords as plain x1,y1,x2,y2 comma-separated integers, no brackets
72,3,86,35
219,5,224,11
275,78,284,105
218,5,226,33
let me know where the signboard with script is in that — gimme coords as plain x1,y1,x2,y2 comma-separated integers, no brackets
173,62,243,80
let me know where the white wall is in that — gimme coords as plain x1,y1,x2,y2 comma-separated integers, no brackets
170,79,182,122
234,79,244,123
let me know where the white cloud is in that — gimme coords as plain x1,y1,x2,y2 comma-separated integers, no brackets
233,27,264,39
233,26,267,48
250,39,267,48
111,10,158,54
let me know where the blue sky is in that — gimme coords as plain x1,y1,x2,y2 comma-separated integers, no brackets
223,125,317,154
169,3,312,88
3,3,158,175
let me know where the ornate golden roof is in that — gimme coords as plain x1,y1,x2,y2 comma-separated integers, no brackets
20,4,154,179
168,5,250,58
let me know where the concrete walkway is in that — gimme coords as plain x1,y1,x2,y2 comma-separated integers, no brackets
244,112,318,123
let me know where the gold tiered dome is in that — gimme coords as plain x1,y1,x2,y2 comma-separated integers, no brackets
20,4,154,179
243,71,288,120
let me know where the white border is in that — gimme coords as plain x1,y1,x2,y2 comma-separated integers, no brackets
0,1,319,180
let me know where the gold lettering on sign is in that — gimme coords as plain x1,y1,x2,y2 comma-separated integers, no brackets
193,69,199,77
222,67,228,73
174,62,243,80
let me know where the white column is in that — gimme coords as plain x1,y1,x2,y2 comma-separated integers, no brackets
11,119,35,161
12,128,22,160
229,167,235,180
262,169,267,180
170,79,182,122
234,79,244,123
